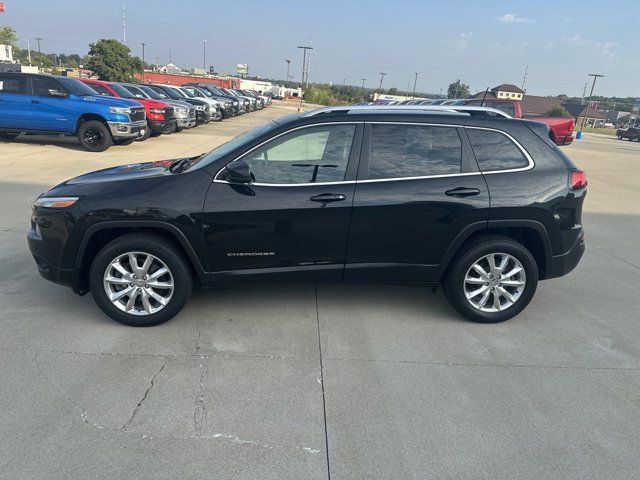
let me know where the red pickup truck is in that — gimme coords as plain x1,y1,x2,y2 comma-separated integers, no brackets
460,98,574,146
80,78,176,140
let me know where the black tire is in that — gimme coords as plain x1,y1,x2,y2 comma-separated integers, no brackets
617,135,623,140
78,120,112,152
89,233,193,326
0,132,19,140
442,235,538,323
114,137,136,146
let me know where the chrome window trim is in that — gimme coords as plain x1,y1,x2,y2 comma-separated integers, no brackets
213,122,362,186
212,121,535,187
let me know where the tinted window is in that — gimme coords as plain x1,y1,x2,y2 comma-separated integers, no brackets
0,74,27,94
368,124,462,179
466,129,529,171
32,77,65,96
55,77,98,95
110,83,136,99
87,83,112,96
242,125,356,184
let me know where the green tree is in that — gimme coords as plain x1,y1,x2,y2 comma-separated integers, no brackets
546,106,571,117
86,39,143,82
0,26,17,45
447,79,470,99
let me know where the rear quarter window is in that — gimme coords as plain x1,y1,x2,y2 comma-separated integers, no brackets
466,129,529,171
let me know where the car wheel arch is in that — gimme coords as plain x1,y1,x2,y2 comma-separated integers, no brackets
73,221,206,295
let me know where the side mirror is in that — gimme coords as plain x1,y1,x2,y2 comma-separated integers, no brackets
224,160,253,184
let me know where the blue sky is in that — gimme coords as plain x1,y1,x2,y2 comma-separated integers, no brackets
2,0,638,97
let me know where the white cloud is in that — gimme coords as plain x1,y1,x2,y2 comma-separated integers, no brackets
563,35,617,58
454,31,473,50
499,13,536,24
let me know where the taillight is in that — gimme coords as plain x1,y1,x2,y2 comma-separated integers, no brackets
570,169,587,190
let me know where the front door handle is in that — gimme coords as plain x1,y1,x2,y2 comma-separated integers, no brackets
310,193,347,203
445,187,481,197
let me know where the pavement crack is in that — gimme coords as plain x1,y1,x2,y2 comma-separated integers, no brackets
193,328,202,355
193,356,208,435
198,432,320,454
121,358,167,432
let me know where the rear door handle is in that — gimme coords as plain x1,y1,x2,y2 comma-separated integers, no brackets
310,193,347,203
445,187,481,197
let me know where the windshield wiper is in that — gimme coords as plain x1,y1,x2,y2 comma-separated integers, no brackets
170,153,206,173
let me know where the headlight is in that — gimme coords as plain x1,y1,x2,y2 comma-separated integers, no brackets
149,108,165,114
195,105,205,111
34,196,79,208
108,107,131,114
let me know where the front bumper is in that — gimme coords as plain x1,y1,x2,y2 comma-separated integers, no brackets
196,110,212,124
27,225,76,290
148,119,176,133
107,119,148,139
176,116,197,129
547,230,585,279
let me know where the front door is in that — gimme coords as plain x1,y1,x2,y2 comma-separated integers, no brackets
202,122,363,285
29,76,73,132
0,73,31,129
345,122,490,282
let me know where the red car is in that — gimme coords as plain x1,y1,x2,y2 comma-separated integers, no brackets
79,78,176,140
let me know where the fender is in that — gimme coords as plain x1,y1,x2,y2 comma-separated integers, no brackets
429,219,553,281
73,220,208,287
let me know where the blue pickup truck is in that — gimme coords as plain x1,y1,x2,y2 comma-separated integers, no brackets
0,72,147,152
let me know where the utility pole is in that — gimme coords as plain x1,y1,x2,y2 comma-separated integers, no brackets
579,73,604,132
141,42,146,82
377,72,387,94
203,40,207,72
297,45,313,87
412,72,418,99
581,82,588,104
285,59,290,83
26,40,32,65
121,0,126,44
521,65,528,91
169,48,172,64
35,37,42,53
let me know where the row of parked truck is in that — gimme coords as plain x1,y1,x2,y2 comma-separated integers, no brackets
0,72,271,152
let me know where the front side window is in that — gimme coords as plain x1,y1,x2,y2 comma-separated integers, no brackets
241,124,356,184
368,124,462,179
466,129,529,171
0,74,27,94
32,77,66,97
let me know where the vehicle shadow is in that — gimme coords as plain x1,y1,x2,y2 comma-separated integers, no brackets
0,135,134,152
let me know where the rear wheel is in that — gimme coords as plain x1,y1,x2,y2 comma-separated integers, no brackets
89,234,193,326
443,236,538,323
78,120,112,152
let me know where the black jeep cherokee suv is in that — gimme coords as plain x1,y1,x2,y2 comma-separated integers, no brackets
27,106,586,326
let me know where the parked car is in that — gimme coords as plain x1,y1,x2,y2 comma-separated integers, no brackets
147,84,212,125
178,85,225,121
0,72,146,151
80,78,176,140
222,88,254,111
28,105,586,326
616,126,640,141
120,83,196,131
188,84,241,116
457,98,575,146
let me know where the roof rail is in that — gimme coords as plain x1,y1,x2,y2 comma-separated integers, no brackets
303,105,512,119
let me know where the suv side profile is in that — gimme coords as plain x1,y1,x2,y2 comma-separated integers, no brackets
27,106,586,326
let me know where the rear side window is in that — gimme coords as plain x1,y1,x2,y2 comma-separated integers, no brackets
466,129,529,171
368,124,462,179
0,74,27,94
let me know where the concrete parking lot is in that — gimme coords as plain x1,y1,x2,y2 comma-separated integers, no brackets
1,108,639,479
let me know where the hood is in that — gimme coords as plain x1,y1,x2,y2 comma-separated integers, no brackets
77,94,142,108
163,99,193,109
63,160,178,185
138,98,171,109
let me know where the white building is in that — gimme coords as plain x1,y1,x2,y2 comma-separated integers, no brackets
0,44,14,63
239,78,302,97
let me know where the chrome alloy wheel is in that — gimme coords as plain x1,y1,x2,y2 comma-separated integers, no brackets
463,253,526,313
103,252,174,316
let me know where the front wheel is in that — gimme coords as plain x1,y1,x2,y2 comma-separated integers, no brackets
0,132,19,140
89,234,193,326
443,236,538,323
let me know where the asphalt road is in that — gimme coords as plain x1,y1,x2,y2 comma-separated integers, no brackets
1,109,639,479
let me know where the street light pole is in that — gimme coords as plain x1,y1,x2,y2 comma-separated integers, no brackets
203,40,207,72
579,73,604,132
412,72,418,99
285,59,290,83
141,42,146,82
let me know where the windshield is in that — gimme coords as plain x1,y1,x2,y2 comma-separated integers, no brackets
122,84,146,98
197,88,212,97
56,77,100,96
109,83,136,99
151,85,180,99
170,87,188,98
188,121,280,171
139,85,166,99
181,88,196,98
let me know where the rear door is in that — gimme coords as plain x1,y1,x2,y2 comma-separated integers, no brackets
30,76,74,132
345,121,490,282
202,122,363,285
0,73,31,129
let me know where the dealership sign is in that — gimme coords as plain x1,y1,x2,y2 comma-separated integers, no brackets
236,63,248,76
